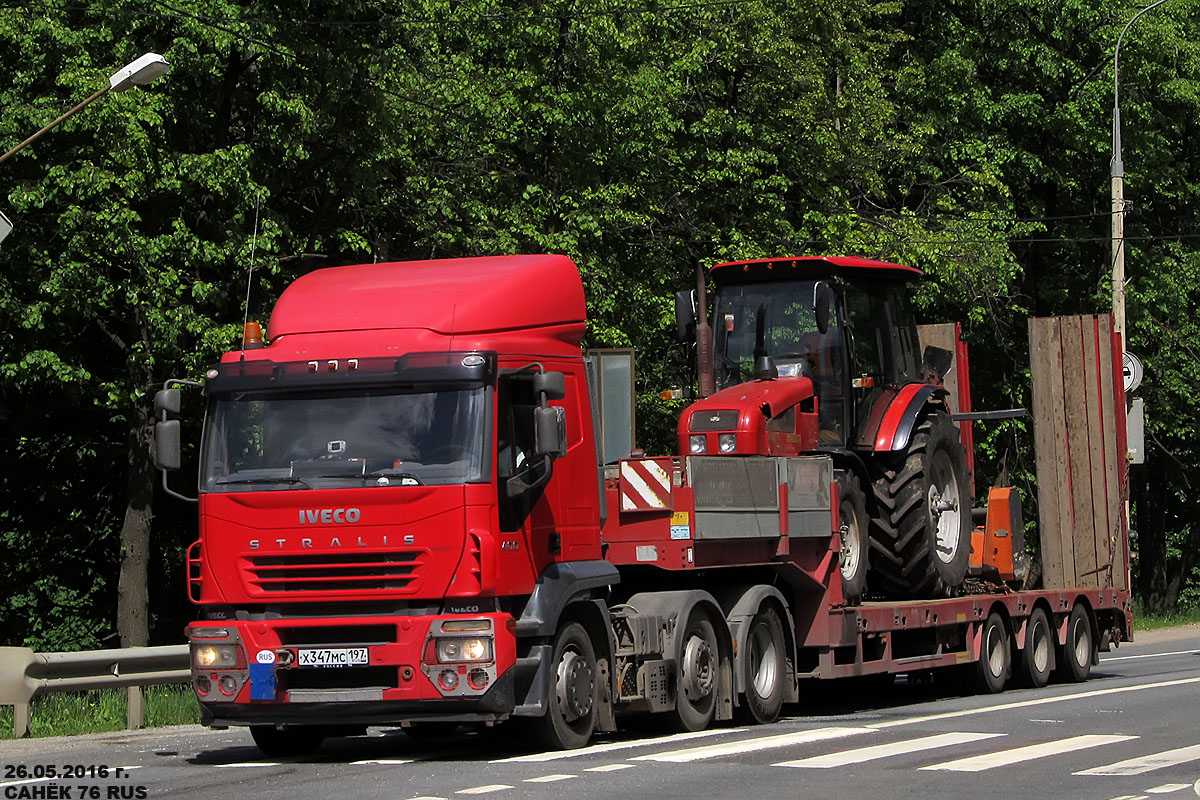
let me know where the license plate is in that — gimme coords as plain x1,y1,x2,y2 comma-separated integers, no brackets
297,647,369,667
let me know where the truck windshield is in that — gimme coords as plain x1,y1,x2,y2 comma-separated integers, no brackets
201,386,488,492
713,280,826,387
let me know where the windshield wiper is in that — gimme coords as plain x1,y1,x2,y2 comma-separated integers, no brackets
217,476,312,489
366,469,424,486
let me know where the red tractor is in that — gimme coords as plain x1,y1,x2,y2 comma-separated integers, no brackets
676,256,971,602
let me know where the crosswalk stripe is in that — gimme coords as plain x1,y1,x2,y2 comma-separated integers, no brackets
632,727,875,763
492,729,738,762
922,734,1137,772
774,732,1006,768
1076,744,1200,776
1146,784,1192,794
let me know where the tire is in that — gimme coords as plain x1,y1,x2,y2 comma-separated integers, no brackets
1055,604,1094,683
249,725,325,757
670,611,719,732
1018,608,1054,688
535,622,598,750
869,410,971,598
975,612,1010,694
835,470,869,605
739,606,786,724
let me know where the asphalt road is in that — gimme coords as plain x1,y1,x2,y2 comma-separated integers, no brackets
3,625,1199,800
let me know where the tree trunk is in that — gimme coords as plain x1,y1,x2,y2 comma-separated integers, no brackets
116,399,155,648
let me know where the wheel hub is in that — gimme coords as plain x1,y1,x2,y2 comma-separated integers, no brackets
839,507,861,580
682,635,715,699
555,650,594,721
928,452,962,564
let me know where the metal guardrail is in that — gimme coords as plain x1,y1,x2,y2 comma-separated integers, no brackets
0,644,190,738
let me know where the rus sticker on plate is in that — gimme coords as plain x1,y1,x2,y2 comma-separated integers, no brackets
297,647,368,667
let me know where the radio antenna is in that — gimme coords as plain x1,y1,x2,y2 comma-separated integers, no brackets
239,196,262,361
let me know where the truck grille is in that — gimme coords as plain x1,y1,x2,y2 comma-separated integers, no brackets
244,551,422,594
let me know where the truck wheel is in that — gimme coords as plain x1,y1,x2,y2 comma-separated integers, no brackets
835,470,869,605
249,725,325,757
870,411,971,598
740,606,786,724
536,622,597,749
1055,604,1094,683
1018,608,1053,688
975,612,1010,694
671,610,719,731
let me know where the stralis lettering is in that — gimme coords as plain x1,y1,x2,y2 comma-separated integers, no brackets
298,508,361,524
250,533,415,549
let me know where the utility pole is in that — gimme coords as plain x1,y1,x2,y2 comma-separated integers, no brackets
1112,0,1170,352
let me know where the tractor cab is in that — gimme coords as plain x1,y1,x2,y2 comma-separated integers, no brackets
680,256,929,457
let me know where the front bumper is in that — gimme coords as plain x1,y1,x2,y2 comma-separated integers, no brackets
189,612,518,727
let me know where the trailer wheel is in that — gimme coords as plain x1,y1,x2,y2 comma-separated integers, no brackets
975,612,1010,694
740,606,786,724
536,622,598,749
671,610,719,731
249,725,325,757
835,471,869,606
1018,608,1053,688
1055,604,1094,683
869,411,971,598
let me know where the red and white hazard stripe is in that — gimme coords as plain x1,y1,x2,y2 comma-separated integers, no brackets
620,458,673,512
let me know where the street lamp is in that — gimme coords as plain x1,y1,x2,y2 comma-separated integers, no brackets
1111,0,1170,350
0,52,170,166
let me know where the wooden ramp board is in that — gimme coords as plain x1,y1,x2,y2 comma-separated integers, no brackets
1028,315,1127,590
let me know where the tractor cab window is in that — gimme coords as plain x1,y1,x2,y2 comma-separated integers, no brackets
843,282,922,387
714,280,828,386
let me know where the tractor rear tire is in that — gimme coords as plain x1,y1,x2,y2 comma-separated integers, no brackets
869,410,971,598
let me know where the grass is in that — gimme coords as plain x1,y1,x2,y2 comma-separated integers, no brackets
1133,606,1200,632
0,683,200,739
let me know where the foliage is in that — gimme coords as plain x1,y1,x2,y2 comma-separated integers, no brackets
0,0,1198,647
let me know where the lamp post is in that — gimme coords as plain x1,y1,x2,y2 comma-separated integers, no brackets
0,52,170,166
1112,0,1170,351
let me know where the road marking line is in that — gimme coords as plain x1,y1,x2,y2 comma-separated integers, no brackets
213,762,282,768
876,676,1200,729
403,796,447,800
921,734,1136,772
0,778,55,789
633,727,875,763
1107,795,1149,800
351,759,415,765
1147,785,1192,794
585,764,636,772
455,786,512,795
774,732,1006,768
1104,650,1200,662
492,729,739,762
1077,744,1200,776
523,775,576,783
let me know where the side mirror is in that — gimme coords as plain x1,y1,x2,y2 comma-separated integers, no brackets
534,406,567,458
675,290,696,342
922,345,955,385
155,420,182,471
154,388,181,419
533,371,566,401
814,282,832,335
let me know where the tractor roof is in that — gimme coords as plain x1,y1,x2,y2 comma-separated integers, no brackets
267,254,586,341
711,256,923,282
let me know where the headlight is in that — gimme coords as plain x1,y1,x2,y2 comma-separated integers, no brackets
718,433,737,453
193,644,240,669
436,637,493,663
689,434,707,454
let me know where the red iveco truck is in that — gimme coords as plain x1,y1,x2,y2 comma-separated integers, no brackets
155,254,1132,756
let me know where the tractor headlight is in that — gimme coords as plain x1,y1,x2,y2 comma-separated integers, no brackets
192,644,240,669
435,637,493,663
718,433,737,453
689,434,707,454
